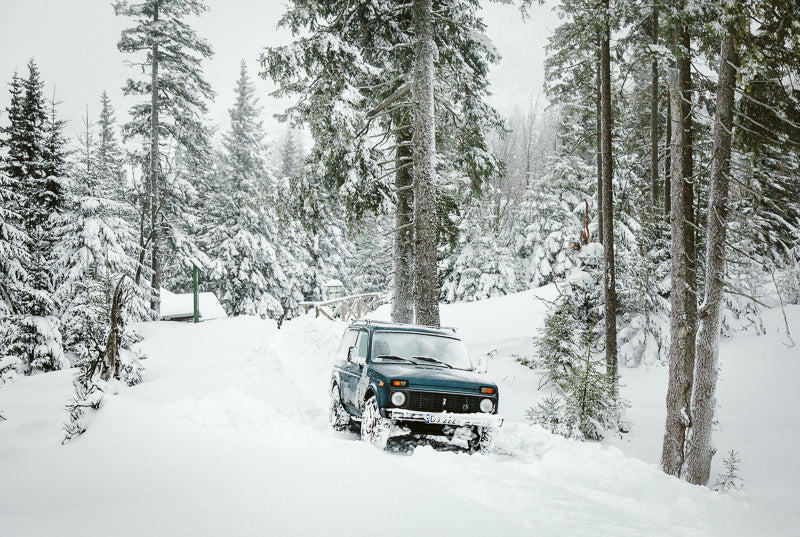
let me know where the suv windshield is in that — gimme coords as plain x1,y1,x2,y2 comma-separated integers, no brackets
371,331,473,370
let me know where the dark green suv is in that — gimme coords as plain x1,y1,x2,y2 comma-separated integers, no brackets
328,320,502,451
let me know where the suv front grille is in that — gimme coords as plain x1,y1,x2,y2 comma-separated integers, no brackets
407,391,481,414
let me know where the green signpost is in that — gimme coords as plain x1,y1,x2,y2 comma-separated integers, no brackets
193,263,200,324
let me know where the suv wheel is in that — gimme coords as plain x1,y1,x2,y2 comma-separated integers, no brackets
329,384,350,431
360,395,389,449
469,426,497,453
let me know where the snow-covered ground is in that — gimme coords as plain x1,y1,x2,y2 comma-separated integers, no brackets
1,288,798,536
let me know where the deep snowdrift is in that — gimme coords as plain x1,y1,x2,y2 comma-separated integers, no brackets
1,289,798,536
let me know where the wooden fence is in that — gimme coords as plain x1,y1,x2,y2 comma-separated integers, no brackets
299,293,385,322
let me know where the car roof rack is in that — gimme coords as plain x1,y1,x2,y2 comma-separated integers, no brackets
349,319,457,333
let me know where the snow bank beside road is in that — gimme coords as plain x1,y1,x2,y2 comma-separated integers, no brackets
1,298,798,536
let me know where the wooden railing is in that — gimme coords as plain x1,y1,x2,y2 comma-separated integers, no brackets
300,293,385,322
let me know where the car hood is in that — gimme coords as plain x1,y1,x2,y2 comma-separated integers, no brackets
370,363,495,392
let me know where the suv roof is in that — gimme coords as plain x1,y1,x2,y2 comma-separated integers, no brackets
349,319,459,337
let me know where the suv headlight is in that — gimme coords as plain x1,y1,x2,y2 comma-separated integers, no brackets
479,398,494,413
391,391,406,406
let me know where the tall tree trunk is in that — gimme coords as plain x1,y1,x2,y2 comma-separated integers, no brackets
412,0,439,327
661,47,696,476
600,5,617,388
596,38,603,244
392,126,414,324
664,97,671,215
684,33,737,486
149,1,161,315
650,1,660,206
679,27,697,371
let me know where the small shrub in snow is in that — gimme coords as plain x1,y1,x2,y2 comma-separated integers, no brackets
63,276,143,443
0,354,23,385
527,245,627,441
526,394,576,439
714,450,743,492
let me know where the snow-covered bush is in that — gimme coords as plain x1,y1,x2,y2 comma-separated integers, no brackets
526,394,574,438
63,276,143,443
0,354,23,385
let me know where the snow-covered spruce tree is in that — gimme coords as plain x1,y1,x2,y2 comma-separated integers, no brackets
729,1,800,311
617,208,671,367
262,0,502,324
531,245,603,387
63,275,143,443
526,244,625,440
156,130,216,295
278,128,304,186
199,61,299,320
94,92,151,321
0,169,28,384
441,199,517,303
273,127,353,308
6,226,68,373
53,100,142,361
343,215,392,296
115,0,214,314
0,61,68,373
508,153,588,289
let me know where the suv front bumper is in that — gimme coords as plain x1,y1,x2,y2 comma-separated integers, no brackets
388,408,503,428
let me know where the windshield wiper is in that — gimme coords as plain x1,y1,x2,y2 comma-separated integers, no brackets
376,355,416,364
412,356,452,368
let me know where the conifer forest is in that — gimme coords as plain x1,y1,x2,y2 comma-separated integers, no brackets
1,1,799,535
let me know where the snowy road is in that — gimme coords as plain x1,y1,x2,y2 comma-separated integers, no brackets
1,292,798,536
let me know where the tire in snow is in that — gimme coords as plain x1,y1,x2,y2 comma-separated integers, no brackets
329,384,350,432
360,395,390,449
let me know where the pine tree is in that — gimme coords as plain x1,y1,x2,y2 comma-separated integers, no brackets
0,61,68,374
441,201,518,303
53,97,142,360
199,61,299,319
526,243,624,440
115,0,215,314
0,169,28,383
262,0,502,325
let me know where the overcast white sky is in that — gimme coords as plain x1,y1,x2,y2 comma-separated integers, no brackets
0,0,560,148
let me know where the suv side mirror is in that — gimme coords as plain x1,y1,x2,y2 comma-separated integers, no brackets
475,354,488,374
347,346,357,363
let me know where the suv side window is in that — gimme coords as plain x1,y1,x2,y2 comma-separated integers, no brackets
337,329,358,361
355,331,369,364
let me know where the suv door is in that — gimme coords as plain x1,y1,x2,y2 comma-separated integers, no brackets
342,330,369,411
